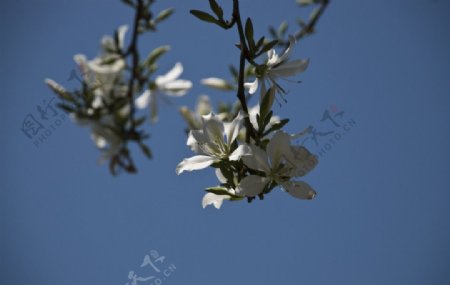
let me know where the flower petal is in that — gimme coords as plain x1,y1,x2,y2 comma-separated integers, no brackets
215,168,227,184
267,131,291,168
101,36,115,53
176,155,215,175
202,193,230,209
281,180,316,200
117,25,129,50
187,131,200,153
248,105,260,130
88,57,125,74
201,77,232,90
135,89,151,109
237,175,270,197
155,62,183,86
163,79,192,96
229,144,252,161
244,78,259,94
286,146,318,177
242,144,271,173
277,35,295,63
270,59,309,78
267,49,279,66
196,95,212,116
224,112,243,146
73,54,90,76
202,113,225,146
92,95,104,109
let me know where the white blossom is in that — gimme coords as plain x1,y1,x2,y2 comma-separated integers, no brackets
176,112,251,175
72,25,129,108
135,62,192,122
244,36,309,101
238,131,318,199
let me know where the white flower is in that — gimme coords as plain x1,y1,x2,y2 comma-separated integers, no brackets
238,131,318,199
176,112,251,175
135,62,192,122
244,36,309,100
73,25,129,108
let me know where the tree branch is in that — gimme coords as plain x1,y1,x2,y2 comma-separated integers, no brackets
232,0,256,141
278,0,330,47
125,0,144,132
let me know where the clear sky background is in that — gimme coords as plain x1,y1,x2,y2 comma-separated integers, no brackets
1,0,450,284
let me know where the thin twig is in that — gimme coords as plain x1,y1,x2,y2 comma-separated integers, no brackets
232,0,258,142
278,0,330,47
126,0,144,132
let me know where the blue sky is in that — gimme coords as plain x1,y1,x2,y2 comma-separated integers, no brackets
1,0,450,284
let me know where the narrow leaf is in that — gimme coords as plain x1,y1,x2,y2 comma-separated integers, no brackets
258,40,278,55
245,18,255,53
155,8,175,23
143,45,171,68
209,0,223,19
139,142,153,159
190,10,219,24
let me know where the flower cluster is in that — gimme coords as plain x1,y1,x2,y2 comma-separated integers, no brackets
176,0,321,208
44,0,329,209
45,1,191,174
177,109,318,209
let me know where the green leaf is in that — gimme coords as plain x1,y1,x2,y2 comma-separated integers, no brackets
208,0,223,19
258,40,278,55
262,111,273,130
134,116,147,126
121,0,135,7
100,56,118,65
113,30,120,52
278,21,288,37
255,36,265,52
264,119,290,136
297,0,316,6
143,45,170,68
269,26,278,39
57,103,75,113
260,87,276,122
309,7,321,22
138,142,153,159
205,187,243,200
155,8,175,23
245,18,255,53
190,10,219,24
229,65,238,80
